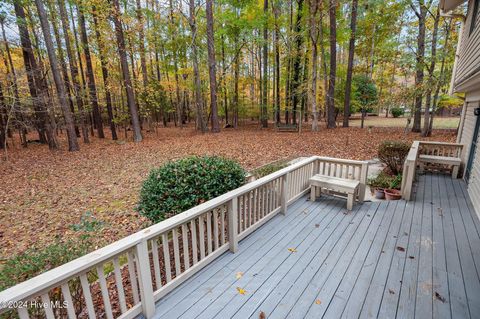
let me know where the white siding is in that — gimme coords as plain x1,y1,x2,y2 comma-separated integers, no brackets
461,95,480,218
455,0,480,85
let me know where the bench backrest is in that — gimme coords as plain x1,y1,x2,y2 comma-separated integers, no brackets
314,157,369,201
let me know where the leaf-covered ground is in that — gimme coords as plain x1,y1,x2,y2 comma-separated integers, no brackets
0,124,456,259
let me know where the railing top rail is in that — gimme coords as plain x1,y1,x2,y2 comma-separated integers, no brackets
418,141,464,147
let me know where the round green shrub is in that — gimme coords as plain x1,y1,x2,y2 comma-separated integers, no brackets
390,107,405,118
138,156,246,223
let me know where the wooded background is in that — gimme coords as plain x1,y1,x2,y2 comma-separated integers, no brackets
0,0,462,152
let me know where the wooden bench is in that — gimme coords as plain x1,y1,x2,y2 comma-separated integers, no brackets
309,174,360,210
418,154,461,178
276,123,299,132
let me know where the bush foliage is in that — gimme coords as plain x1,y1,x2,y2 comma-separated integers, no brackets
378,141,410,175
138,156,246,222
390,107,405,118
0,239,91,291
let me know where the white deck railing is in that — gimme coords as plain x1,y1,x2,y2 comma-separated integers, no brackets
0,156,368,319
401,141,464,200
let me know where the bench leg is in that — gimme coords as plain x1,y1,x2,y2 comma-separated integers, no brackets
310,185,316,202
347,193,354,211
452,165,459,179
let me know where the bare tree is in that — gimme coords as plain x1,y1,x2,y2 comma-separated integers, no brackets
326,0,337,129
343,0,358,128
205,0,220,132
309,0,320,131
111,0,143,142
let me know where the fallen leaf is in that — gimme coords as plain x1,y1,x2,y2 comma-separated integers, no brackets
259,311,266,319
236,287,247,295
396,246,405,252
315,224,320,228
236,272,244,279
315,299,322,305
389,289,395,294
434,292,446,303
409,255,415,259
288,248,297,253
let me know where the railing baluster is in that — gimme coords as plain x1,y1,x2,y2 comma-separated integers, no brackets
80,274,96,318
113,256,128,313
172,228,181,275
213,210,219,250
220,207,226,246
127,250,140,304
206,211,213,254
182,224,190,270
17,307,29,319
199,215,206,259
96,265,113,319
191,219,198,264
162,233,172,282
40,294,54,319
151,239,162,290
281,173,288,215
61,283,77,319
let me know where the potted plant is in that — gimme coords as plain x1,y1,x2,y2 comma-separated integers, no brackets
384,174,402,200
367,172,391,199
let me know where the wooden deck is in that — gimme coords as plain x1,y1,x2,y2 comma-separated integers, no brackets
150,173,480,319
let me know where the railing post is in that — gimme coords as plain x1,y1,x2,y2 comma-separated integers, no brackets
135,239,156,318
281,173,289,215
228,197,238,253
358,162,369,203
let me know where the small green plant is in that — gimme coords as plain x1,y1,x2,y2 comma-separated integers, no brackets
390,107,405,118
378,141,410,175
368,171,393,189
389,174,402,190
69,211,104,232
252,162,288,178
138,156,246,223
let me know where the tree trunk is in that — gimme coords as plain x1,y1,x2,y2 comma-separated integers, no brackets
78,5,104,139
291,0,305,125
261,0,269,128
273,0,281,124
35,0,78,151
422,4,440,137
343,0,358,128
111,0,143,142
205,0,220,132
326,0,337,129
92,6,118,140
58,0,89,143
49,0,80,138
412,1,428,133
188,0,206,132
136,0,148,89
309,0,319,131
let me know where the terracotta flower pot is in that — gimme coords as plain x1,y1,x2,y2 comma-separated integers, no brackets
374,188,385,199
384,188,401,200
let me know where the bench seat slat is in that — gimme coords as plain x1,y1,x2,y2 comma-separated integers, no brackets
418,154,461,165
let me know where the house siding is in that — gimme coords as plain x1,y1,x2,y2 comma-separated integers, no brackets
459,93,480,218
455,0,480,86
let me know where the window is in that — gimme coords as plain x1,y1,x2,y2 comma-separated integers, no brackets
470,0,480,35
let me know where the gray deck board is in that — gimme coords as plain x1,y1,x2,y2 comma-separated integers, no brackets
150,173,480,319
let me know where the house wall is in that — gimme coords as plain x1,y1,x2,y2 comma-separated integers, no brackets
454,0,480,88
458,90,480,218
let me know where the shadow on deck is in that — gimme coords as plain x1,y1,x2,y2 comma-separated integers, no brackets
149,173,480,319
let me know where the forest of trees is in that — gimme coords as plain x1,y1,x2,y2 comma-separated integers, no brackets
0,0,463,152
